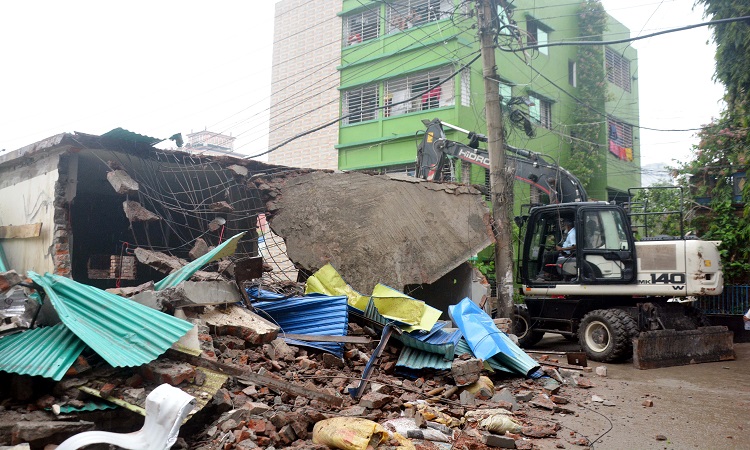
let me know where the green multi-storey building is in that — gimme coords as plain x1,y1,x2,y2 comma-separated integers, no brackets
333,0,640,202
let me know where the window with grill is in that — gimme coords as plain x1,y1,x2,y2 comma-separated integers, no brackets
385,0,450,33
608,120,633,148
344,8,380,46
529,95,552,129
606,48,631,92
461,68,471,107
384,66,454,117
343,84,379,124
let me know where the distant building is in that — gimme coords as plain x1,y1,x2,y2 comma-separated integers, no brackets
185,130,236,156
270,0,641,201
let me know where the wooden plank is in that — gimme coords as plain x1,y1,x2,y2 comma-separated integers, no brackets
536,360,586,371
0,223,42,239
165,348,343,407
283,333,372,344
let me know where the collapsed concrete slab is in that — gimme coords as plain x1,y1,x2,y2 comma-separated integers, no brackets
254,171,494,293
197,304,279,345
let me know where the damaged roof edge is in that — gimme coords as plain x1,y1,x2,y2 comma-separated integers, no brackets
0,133,71,168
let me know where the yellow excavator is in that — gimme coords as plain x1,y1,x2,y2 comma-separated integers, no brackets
417,118,735,368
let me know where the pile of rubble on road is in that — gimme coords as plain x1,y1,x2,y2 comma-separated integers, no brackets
0,260,601,450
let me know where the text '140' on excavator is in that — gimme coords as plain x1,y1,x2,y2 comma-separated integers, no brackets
416,118,735,369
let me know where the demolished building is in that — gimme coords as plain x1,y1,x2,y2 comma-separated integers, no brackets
0,131,607,449
0,130,494,314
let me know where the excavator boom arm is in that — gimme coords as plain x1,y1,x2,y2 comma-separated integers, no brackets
417,118,587,203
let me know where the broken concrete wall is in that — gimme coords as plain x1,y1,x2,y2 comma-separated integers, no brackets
253,171,494,293
0,132,295,291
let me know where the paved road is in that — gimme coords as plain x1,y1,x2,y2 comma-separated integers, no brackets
530,335,750,449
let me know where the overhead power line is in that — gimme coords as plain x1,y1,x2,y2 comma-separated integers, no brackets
244,52,483,159
500,15,750,52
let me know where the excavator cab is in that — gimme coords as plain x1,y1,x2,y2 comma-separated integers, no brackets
520,204,636,286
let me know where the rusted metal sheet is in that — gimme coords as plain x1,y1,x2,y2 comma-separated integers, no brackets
633,326,735,369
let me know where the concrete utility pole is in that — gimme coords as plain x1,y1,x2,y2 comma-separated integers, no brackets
477,0,515,319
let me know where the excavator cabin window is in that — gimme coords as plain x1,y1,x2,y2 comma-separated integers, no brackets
524,206,635,285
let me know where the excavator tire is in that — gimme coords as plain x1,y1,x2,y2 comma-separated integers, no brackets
514,304,544,348
579,309,639,362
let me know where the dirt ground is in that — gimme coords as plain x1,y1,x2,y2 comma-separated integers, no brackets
530,335,750,450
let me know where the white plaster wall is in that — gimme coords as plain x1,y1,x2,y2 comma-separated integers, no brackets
0,163,59,274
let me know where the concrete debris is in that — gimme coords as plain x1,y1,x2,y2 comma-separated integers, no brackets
481,432,516,448
451,356,484,386
254,170,493,293
134,247,187,274
122,200,161,222
189,238,211,260
197,304,279,345
106,169,139,195
595,366,608,377
0,271,23,295
210,201,235,213
163,280,242,309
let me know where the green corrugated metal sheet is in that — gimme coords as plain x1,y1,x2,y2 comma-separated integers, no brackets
28,271,194,368
0,324,86,380
100,128,161,146
0,242,8,271
155,232,245,290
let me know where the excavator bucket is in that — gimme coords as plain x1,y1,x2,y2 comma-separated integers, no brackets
632,326,735,369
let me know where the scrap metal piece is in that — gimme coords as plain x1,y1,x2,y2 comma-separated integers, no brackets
234,256,264,305
633,326,735,369
348,323,397,400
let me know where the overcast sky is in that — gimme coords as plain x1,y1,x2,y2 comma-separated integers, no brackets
0,0,724,170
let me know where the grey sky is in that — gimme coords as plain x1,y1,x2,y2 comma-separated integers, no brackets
0,0,724,170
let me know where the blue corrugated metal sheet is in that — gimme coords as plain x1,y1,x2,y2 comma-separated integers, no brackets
450,298,540,378
0,324,86,380
455,338,513,374
360,298,460,359
396,345,453,370
252,294,349,357
28,272,194,368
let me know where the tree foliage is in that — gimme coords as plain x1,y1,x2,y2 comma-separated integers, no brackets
566,0,607,189
695,0,750,117
629,184,690,239
676,0,750,283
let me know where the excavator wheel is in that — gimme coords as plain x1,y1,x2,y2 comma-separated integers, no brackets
579,309,639,362
513,304,544,348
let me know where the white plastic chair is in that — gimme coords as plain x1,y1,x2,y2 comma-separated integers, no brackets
57,384,196,450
